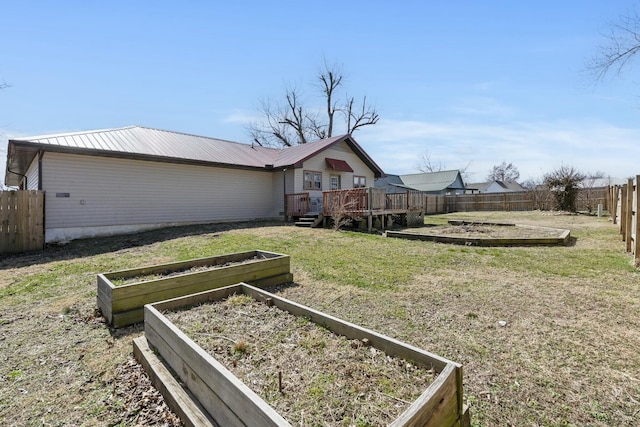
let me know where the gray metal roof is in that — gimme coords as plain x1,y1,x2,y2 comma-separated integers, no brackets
374,174,407,193
398,170,464,192
4,126,385,186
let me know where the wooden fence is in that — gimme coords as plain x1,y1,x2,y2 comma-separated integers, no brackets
289,187,608,218
440,188,607,213
608,177,640,267
0,190,45,254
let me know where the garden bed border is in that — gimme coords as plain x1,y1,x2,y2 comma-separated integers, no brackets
139,282,470,427
97,250,292,327
385,220,570,246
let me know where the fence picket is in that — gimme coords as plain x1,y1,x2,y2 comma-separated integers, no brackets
0,190,45,254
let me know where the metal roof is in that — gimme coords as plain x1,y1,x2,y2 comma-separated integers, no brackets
4,126,385,186
398,170,465,192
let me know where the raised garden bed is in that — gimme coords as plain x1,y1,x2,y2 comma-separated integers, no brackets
97,250,292,328
137,283,469,426
386,220,570,246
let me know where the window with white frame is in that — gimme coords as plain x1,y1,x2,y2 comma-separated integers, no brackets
330,174,341,190
304,170,322,190
353,175,366,188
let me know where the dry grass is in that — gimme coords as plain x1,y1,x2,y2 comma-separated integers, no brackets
165,294,437,426
0,213,639,426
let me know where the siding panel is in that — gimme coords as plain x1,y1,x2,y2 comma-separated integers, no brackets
25,157,39,190
43,153,276,231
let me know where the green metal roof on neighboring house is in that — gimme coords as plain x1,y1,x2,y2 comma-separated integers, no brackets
398,170,465,192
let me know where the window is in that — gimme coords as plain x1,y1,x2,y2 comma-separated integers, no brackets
304,170,322,190
353,176,366,188
330,175,341,190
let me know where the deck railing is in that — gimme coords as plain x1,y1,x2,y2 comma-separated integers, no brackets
286,192,310,217
385,190,425,211
322,188,369,216
315,188,430,216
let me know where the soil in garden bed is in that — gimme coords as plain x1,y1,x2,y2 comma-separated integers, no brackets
110,254,269,286
164,294,438,426
409,223,562,239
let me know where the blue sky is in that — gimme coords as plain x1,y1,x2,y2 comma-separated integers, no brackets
1,1,639,184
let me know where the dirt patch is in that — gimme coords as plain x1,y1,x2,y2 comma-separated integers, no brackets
407,223,563,239
164,293,438,426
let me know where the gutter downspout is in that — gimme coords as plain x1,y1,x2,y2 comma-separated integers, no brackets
282,168,287,222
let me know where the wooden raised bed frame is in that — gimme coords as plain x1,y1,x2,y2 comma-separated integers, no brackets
136,283,470,427
97,250,292,328
386,220,570,247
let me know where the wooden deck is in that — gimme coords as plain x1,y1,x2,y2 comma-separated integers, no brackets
287,188,426,230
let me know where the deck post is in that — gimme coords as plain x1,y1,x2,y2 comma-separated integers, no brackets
368,187,373,232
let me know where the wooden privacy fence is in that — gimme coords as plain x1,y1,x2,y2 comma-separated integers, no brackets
446,192,545,212
290,187,608,217
608,177,640,267
0,190,45,254
443,188,607,213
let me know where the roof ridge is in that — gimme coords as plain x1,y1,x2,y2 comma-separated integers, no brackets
17,125,137,140
133,125,280,150
401,169,459,177
21,125,279,151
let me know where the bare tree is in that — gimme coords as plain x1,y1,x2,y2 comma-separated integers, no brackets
522,178,550,210
416,151,472,184
249,62,379,147
344,95,379,134
416,151,445,173
543,165,586,212
578,171,606,213
487,161,520,182
588,8,640,81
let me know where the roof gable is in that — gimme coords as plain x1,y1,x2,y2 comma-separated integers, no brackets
272,134,384,177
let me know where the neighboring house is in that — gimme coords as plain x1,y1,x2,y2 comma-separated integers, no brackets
373,174,406,194
375,170,466,195
4,126,383,243
465,180,526,194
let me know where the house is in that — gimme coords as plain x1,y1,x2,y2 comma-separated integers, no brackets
375,170,466,195
465,180,526,194
4,126,384,243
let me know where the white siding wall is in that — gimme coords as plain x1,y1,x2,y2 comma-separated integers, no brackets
42,152,279,242
25,155,39,190
293,141,376,194
270,169,286,217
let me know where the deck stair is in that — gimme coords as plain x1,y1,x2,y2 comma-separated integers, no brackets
294,213,324,228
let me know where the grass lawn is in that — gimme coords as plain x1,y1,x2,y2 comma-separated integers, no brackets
0,212,638,426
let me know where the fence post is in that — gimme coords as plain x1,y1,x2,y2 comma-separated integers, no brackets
626,179,634,252
611,186,618,224
634,176,640,266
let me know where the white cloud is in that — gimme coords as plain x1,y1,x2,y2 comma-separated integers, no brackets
358,118,640,182
220,109,259,124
